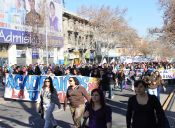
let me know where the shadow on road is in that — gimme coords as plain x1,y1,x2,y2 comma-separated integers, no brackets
0,99,43,128
114,93,134,98
166,110,175,128
17,101,45,128
106,99,127,116
0,115,31,128
56,120,73,128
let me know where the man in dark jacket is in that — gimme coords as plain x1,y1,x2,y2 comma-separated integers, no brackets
101,67,116,99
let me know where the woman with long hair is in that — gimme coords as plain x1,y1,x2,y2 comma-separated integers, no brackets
155,70,164,100
117,69,125,92
39,77,61,128
83,89,112,128
64,77,90,128
126,80,167,128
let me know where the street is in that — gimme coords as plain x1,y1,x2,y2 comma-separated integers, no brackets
0,86,174,128
0,87,134,128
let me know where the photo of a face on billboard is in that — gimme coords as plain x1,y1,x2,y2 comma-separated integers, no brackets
8,0,27,25
0,0,63,46
25,0,43,27
48,0,62,33
49,1,58,31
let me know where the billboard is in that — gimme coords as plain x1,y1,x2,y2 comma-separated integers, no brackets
0,0,63,47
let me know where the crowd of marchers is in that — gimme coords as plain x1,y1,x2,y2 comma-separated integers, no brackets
0,61,174,128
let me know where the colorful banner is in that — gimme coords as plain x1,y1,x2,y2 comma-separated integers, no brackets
4,74,99,103
0,0,63,47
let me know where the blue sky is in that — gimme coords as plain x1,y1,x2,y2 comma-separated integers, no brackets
64,0,163,38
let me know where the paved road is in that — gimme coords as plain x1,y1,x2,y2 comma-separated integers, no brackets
166,91,175,128
0,87,134,128
0,85,174,128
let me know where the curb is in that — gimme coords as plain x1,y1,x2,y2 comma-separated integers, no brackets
162,89,175,110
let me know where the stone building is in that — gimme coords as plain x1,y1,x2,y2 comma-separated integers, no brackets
63,9,95,65
0,4,129,66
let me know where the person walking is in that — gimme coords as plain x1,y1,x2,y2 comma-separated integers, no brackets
147,71,159,97
155,70,164,100
39,77,61,128
101,67,116,99
64,77,90,128
83,88,112,128
126,80,166,128
117,69,125,92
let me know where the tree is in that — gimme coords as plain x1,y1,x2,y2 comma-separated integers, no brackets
77,5,139,62
137,40,153,57
150,0,175,46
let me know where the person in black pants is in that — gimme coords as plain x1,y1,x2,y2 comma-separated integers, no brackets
126,80,166,128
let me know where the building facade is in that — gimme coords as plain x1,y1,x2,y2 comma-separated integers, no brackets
0,2,127,66
0,0,63,66
62,10,96,65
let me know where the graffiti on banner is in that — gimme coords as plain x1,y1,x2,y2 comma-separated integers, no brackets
4,74,99,103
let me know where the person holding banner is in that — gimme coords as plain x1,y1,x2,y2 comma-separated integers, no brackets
39,77,61,128
64,77,90,128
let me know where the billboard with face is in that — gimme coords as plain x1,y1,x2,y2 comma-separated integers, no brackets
0,0,63,47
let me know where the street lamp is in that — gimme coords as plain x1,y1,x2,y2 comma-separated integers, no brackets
45,2,49,66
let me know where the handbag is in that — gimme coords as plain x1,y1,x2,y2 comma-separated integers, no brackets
38,105,44,119
38,94,44,119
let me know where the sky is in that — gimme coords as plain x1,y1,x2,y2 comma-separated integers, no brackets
64,0,163,38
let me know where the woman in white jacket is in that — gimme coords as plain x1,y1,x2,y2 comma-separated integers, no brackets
39,77,61,128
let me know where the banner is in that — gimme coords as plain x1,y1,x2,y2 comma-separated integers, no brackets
159,69,175,79
123,69,175,80
4,74,99,103
0,0,63,47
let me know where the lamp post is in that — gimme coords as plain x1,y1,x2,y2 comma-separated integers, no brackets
45,2,49,66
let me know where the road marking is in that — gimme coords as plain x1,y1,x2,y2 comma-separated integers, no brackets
163,89,175,110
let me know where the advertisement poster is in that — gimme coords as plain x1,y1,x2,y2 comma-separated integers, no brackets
0,0,63,47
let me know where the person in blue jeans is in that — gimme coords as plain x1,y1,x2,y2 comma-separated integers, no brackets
154,71,164,101
39,77,61,128
117,70,125,92
101,67,116,99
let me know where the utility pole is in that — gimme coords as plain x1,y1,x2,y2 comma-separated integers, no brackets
45,2,49,66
